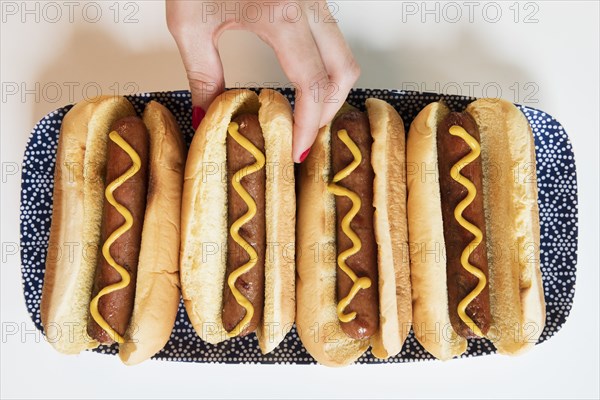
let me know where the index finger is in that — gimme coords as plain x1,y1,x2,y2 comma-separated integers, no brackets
261,24,331,162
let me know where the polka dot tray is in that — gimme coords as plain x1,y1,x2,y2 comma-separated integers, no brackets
20,88,578,364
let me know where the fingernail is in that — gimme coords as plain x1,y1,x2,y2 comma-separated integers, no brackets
192,106,206,130
299,147,311,163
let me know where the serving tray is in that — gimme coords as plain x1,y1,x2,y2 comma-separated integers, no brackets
20,88,578,364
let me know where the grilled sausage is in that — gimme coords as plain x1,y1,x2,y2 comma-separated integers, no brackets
222,113,266,336
87,116,150,344
436,111,491,338
331,110,379,340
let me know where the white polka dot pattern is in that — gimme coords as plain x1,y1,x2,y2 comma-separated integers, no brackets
20,89,578,363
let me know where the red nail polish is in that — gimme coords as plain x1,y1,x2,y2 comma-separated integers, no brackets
299,147,311,163
192,106,206,130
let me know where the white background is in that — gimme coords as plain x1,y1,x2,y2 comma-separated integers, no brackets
1,1,598,398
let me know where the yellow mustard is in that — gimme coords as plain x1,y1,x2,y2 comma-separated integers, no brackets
448,125,488,337
89,131,140,344
225,121,266,337
327,129,372,323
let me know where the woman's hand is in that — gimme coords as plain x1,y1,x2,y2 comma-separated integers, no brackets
166,0,360,162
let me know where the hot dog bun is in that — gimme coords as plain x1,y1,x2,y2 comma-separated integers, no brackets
406,98,545,359
41,97,184,363
296,99,411,367
180,89,295,354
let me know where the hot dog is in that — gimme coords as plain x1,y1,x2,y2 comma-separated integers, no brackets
40,97,185,364
180,89,296,354
296,99,413,366
406,99,545,360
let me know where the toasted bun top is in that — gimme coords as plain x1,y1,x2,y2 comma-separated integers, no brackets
119,101,185,365
466,98,545,355
366,98,412,359
41,96,136,354
180,89,295,353
406,101,468,360
255,89,296,354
